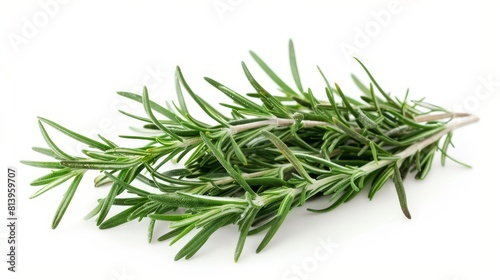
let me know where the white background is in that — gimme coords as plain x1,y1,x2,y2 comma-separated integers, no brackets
1,1,499,280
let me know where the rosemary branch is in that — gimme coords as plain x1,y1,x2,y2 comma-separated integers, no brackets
364,114,479,173
22,40,478,262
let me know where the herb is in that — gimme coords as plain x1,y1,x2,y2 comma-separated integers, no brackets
23,40,478,261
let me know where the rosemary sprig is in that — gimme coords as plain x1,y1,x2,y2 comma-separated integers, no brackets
23,40,478,262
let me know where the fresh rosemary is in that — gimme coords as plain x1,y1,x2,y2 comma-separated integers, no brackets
23,40,478,261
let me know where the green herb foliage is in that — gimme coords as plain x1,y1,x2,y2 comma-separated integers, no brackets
23,40,478,262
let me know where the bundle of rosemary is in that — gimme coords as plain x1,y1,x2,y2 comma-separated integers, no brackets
23,40,478,261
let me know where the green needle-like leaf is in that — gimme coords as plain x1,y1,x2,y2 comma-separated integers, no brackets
38,121,74,160
256,192,294,253
175,71,189,115
117,91,180,121
60,157,142,170
169,224,196,245
288,39,304,94
241,62,293,118
99,203,144,229
177,67,229,126
249,50,298,97
21,160,64,169
353,57,398,108
30,171,77,199
103,171,150,197
441,132,453,166
261,130,313,183
32,146,59,158
38,117,110,151
393,162,411,219
142,86,184,142
200,132,256,196
369,166,394,200
149,192,246,208
30,168,73,186
175,214,237,261
96,169,130,226
204,77,270,116
52,172,84,229
229,135,248,166
235,207,260,262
